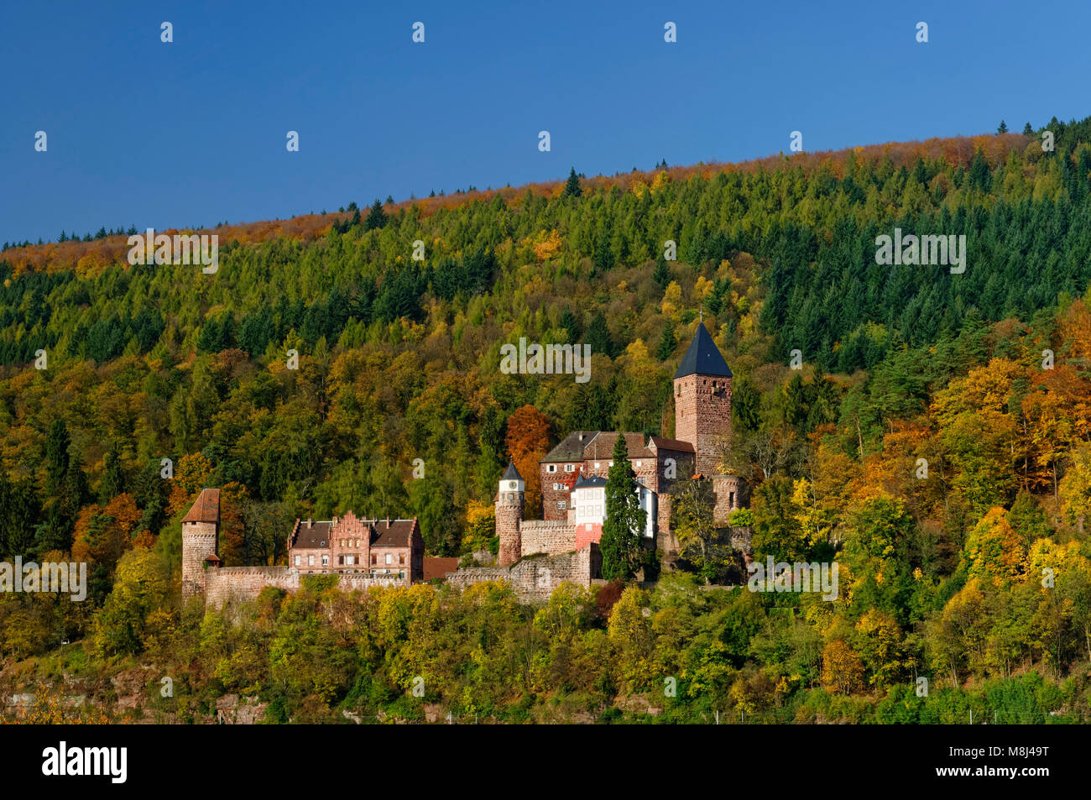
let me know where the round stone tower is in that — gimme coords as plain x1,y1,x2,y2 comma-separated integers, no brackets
181,488,221,599
496,463,524,567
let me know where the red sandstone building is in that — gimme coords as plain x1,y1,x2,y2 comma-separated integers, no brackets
287,513,424,583
497,322,747,567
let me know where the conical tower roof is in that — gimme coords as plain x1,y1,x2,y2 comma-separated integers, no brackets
674,323,732,378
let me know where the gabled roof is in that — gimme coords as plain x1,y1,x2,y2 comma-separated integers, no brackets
583,432,655,460
541,431,600,463
502,462,523,481
674,323,732,379
182,488,220,524
371,518,420,548
289,517,421,550
649,435,696,454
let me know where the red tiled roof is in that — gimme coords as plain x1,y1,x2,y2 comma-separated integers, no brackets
423,557,460,581
649,436,696,453
182,488,220,524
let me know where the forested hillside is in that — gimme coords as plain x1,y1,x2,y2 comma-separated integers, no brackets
3,116,1091,723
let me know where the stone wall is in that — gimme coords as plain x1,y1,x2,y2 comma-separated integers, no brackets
204,566,406,607
205,567,299,607
444,546,597,603
519,520,576,557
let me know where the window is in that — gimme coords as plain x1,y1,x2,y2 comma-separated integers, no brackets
385,553,393,565
635,460,642,468
609,461,614,467
338,555,343,565
294,555,301,566
564,464,574,473
346,555,355,566
558,501,567,510
729,491,735,507
354,539,360,548
399,554,405,565
552,482,560,490
321,555,329,567
547,464,556,473
594,462,600,470
307,555,315,566
371,554,377,565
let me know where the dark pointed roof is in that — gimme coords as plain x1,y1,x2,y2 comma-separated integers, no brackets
674,323,732,379
573,474,607,489
502,462,523,481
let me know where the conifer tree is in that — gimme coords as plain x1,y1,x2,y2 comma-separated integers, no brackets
364,199,387,231
599,435,645,580
656,323,676,361
563,167,582,198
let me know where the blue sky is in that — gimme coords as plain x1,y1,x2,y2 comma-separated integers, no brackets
2,0,1088,244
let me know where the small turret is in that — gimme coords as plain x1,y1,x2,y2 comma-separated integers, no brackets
496,463,524,566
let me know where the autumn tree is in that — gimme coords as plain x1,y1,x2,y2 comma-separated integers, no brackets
505,405,551,518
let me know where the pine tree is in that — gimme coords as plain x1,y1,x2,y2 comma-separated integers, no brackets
653,255,670,288
599,435,646,580
44,419,71,498
99,441,125,504
997,120,1008,134
1023,122,1034,135
563,167,582,198
364,199,387,231
656,323,676,361
585,312,615,358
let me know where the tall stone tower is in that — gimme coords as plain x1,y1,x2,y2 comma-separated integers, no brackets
674,322,733,477
181,488,221,599
496,463,524,567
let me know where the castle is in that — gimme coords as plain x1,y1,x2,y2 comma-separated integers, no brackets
183,322,745,606
450,321,747,598
497,321,743,563
181,490,423,606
